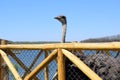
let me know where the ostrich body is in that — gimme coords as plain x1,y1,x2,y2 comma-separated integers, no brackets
55,15,67,43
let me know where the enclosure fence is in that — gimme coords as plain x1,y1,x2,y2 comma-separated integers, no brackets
0,42,120,80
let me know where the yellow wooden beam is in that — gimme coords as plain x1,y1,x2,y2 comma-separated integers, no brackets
44,50,49,80
0,42,120,50
58,49,66,80
0,49,22,80
62,49,102,80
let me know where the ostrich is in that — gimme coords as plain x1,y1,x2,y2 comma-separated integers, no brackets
54,15,67,43
52,15,67,80
52,16,120,80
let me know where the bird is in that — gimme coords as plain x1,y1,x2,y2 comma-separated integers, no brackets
54,15,67,43
52,15,67,80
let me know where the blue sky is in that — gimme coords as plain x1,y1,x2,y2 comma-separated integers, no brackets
0,0,120,41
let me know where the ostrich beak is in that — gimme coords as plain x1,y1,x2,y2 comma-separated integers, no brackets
54,17,58,19
54,16,61,20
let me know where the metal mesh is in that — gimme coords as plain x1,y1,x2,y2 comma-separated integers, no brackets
65,50,120,80
6,49,120,80
7,49,57,80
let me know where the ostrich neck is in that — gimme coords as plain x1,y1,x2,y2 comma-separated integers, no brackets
62,24,67,43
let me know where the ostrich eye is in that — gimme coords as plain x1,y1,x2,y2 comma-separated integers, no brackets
61,16,65,19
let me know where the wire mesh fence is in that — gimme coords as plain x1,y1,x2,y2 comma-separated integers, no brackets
7,49,57,80
0,43,120,80
6,49,120,80
65,50,120,80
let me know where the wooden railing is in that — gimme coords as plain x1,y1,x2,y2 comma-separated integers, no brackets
0,42,120,80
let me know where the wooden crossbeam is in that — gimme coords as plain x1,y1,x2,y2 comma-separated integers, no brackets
0,42,120,50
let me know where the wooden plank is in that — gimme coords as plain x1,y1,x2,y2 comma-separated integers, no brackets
58,49,66,80
0,49,22,80
44,50,49,80
24,49,57,80
62,49,102,80
0,42,120,50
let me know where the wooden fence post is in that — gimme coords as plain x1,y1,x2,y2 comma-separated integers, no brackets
0,40,9,80
44,50,49,80
58,48,66,80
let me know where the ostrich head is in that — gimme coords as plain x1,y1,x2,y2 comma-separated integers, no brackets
54,15,67,25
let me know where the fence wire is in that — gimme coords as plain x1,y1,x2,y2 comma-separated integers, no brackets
7,49,120,80
65,50,120,80
8,49,57,80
